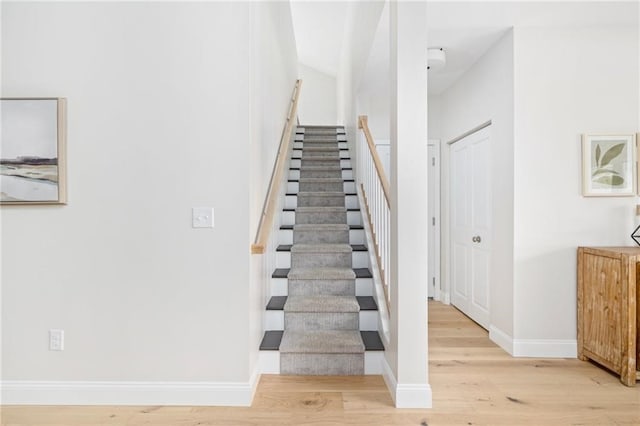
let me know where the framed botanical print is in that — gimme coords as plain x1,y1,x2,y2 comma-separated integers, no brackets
582,134,636,197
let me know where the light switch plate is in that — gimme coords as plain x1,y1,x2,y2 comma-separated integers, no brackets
192,207,214,228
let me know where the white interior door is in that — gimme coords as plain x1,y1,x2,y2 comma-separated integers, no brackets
450,126,491,329
428,141,440,300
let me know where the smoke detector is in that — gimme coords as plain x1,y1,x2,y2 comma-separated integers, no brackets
427,48,446,71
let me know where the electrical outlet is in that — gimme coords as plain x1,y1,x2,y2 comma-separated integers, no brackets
49,329,64,351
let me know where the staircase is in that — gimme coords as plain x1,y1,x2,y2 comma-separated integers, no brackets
259,125,384,375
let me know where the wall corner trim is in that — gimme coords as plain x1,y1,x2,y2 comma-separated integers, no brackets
382,357,432,409
489,325,514,355
1,376,261,406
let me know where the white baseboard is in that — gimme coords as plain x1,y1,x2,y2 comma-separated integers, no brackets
489,325,514,355
513,339,577,358
489,325,577,358
381,357,432,408
1,373,261,406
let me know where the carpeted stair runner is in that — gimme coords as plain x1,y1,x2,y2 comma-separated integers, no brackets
280,125,365,375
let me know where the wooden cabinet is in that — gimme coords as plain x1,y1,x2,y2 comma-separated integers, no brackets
578,247,639,386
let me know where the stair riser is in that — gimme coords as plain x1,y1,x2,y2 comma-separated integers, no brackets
294,229,349,244
258,351,385,375
298,181,345,192
288,279,355,296
279,229,365,245
285,194,357,209
270,277,373,297
299,170,343,179
296,195,345,207
276,251,368,268
284,312,358,331
293,151,345,159
294,210,347,225
266,310,378,331
291,252,352,269
288,181,357,193
280,354,364,375
293,141,347,149
289,169,353,180
282,210,362,226
291,159,352,169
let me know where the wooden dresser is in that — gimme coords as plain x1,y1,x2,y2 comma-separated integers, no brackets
577,247,640,386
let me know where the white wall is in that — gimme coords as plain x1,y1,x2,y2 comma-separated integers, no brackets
297,64,336,125
512,26,639,353
336,0,385,153
440,31,515,342
1,1,298,405
248,0,298,386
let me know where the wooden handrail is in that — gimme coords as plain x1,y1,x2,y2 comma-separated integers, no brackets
358,115,391,206
251,79,302,254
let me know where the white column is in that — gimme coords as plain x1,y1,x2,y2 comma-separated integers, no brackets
385,0,430,408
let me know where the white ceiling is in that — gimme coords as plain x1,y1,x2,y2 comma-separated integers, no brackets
291,1,639,93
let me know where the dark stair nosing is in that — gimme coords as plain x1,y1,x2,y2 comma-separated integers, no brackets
272,268,290,279
272,267,372,279
289,167,353,171
276,244,367,252
265,295,376,312
354,268,373,278
285,192,357,196
361,331,385,351
357,296,378,310
284,207,359,212
266,296,288,310
280,224,363,230
259,330,383,351
259,330,284,351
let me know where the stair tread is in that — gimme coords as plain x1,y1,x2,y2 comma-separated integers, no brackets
361,331,385,351
266,296,377,312
266,296,288,310
288,267,356,280
277,243,366,252
280,330,364,354
296,192,346,197
281,224,363,230
354,268,373,278
356,296,378,310
291,243,352,253
295,206,346,212
297,178,345,183
259,330,283,350
294,224,350,231
274,268,370,279
284,295,359,313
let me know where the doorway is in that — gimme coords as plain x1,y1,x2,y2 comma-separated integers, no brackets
449,125,492,329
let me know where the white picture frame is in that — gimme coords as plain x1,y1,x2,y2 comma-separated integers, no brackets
582,134,636,197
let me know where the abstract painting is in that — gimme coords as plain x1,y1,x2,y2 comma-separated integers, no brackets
582,134,635,197
1,98,67,204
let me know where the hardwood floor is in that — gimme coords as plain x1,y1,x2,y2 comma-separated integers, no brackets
2,301,639,425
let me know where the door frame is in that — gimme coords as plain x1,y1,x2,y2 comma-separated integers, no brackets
446,121,492,325
427,140,441,301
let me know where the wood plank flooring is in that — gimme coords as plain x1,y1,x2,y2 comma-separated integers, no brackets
2,301,639,425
